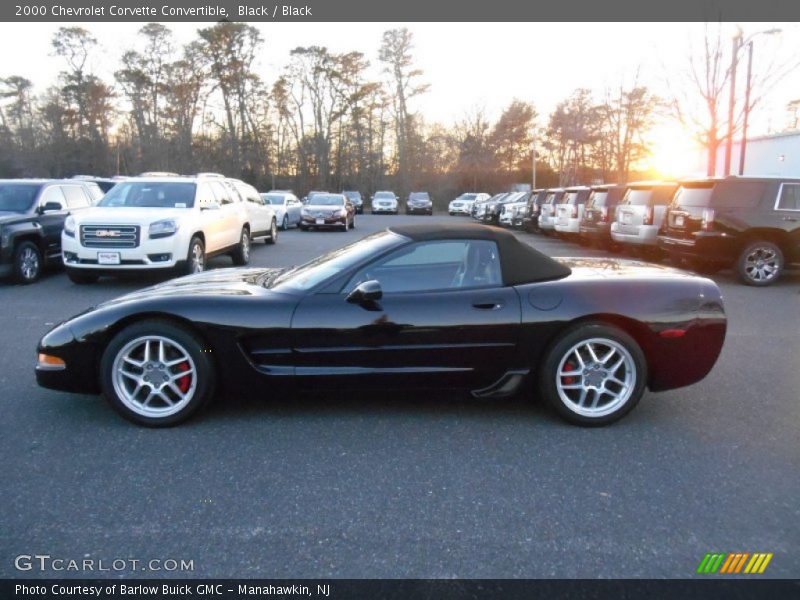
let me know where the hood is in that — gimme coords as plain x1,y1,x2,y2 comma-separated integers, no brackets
0,211,27,223
304,203,346,211
98,267,286,306
72,207,193,225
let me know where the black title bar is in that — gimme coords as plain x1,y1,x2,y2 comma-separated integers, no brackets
3,0,800,22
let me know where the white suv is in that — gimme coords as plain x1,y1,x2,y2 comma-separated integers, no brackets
62,175,276,283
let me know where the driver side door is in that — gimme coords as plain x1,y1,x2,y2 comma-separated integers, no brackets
290,239,521,391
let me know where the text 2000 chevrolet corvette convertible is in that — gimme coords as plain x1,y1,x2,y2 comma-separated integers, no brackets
36,223,726,427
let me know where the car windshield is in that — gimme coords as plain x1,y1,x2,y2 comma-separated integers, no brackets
374,192,395,200
261,194,286,205
457,194,477,201
308,194,344,206
268,231,405,292
672,185,715,207
344,191,361,200
99,182,196,208
587,191,609,207
410,193,429,200
0,183,41,212
621,189,653,206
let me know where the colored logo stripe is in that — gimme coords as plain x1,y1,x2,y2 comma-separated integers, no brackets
698,552,773,574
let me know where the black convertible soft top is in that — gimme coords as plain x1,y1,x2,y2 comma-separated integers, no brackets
388,222,572,285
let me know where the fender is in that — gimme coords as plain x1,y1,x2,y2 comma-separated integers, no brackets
1,218,45,262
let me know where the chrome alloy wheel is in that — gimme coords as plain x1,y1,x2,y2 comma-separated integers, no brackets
111,336,198,419
190,241,204,273
19,247,40,281
743,246,780,283
555,337,636,418
241,230,251,261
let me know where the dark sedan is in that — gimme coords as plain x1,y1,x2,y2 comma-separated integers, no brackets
36,223,726,427
406,192,433,215
298,193,355,231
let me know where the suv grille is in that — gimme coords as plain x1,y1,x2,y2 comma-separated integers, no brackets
81,225,140,248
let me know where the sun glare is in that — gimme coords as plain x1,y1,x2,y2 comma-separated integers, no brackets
646,127,704,180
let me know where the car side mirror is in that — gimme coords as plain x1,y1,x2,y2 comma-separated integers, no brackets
346,280,383,305
39,202,63,213
201,201,221,211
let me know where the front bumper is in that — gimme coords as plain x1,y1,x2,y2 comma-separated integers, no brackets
407,205,432,214
448,204,471,215
610,223,660,246
301,215,348,228
372,205,397,213
61,232,184,271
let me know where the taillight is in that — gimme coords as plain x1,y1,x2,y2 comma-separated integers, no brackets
644,205,654,225
600,207,608,222
701,208,715,231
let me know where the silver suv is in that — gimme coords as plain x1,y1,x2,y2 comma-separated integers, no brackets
610,182,678,249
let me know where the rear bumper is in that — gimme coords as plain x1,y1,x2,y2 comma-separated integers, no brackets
579,221,612,241
538,215,556,230
555,218,581,234
657,231,737,263
610,223,659,246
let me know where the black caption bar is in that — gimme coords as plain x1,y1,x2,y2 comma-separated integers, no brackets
3,0,800,22
4,579,800,600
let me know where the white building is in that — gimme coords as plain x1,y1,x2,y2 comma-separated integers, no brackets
711,130,800,177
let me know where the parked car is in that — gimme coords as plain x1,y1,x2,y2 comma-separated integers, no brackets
35,222,727,427
61,174,272,284
71,175,118,195
496,192,528,226
610,181,679,254
658,176,800,286
512,192,535,228
226,179,279,245
0,179,96,283
262,191,303,230
538,188,566,233
371,191,398,214
299,193,356,231
343,191,364,214
554,186,592,238
579,184,628,248
522,189,548,232
406,192,433,215
449,192,489,216
472,193,505,220
303,191,328,204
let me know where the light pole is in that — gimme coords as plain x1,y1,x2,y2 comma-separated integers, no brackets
531,139,536,190
723,27,743,176
738,28,782,176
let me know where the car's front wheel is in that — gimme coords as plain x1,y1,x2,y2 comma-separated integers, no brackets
185,236,205,275
13,241,42,284
281,214,289,230
100,320,216,427
737,240,783,286
539,323,647,426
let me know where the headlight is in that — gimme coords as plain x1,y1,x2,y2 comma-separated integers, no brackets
64,216,76,237
148,219,179,239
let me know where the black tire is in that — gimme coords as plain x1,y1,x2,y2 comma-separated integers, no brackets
13,241,42,284
538,322,647,426
231,228,251,266
736,240,783,286
100,320,216,427
265,219,278,245
281,214,289,230
66,269,100,285
184,236,205,275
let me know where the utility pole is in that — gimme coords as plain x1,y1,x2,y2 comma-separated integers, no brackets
724,29,742,176
739,41,754,176
531,139,536,190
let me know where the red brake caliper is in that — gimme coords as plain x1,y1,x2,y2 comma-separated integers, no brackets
177,361,191,393
562,362,576,385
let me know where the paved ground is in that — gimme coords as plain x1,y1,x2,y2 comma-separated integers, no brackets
1,214,798,578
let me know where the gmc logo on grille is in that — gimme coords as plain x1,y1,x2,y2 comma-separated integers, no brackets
95,230,121,237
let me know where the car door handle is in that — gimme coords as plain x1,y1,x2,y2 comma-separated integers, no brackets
472,300,504,310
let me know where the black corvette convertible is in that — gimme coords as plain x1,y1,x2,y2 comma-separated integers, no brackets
36,223,726,427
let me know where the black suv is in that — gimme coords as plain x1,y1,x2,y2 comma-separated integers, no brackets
658,176,800,286
579,184,627,247
0,179,94,283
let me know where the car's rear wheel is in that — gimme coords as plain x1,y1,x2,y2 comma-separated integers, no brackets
265,218,278,244
231,228,251,265
13,241,42,284
185,236,205,275
539,323,647,426
100,320,215,427
737,240,783,286
66,268,100,284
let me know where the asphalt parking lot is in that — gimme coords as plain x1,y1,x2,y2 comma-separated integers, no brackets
1,214,798,578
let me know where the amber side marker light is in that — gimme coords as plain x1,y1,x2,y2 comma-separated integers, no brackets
37,353,66,369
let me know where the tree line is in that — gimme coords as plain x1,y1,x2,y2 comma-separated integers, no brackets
1,23,753,203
